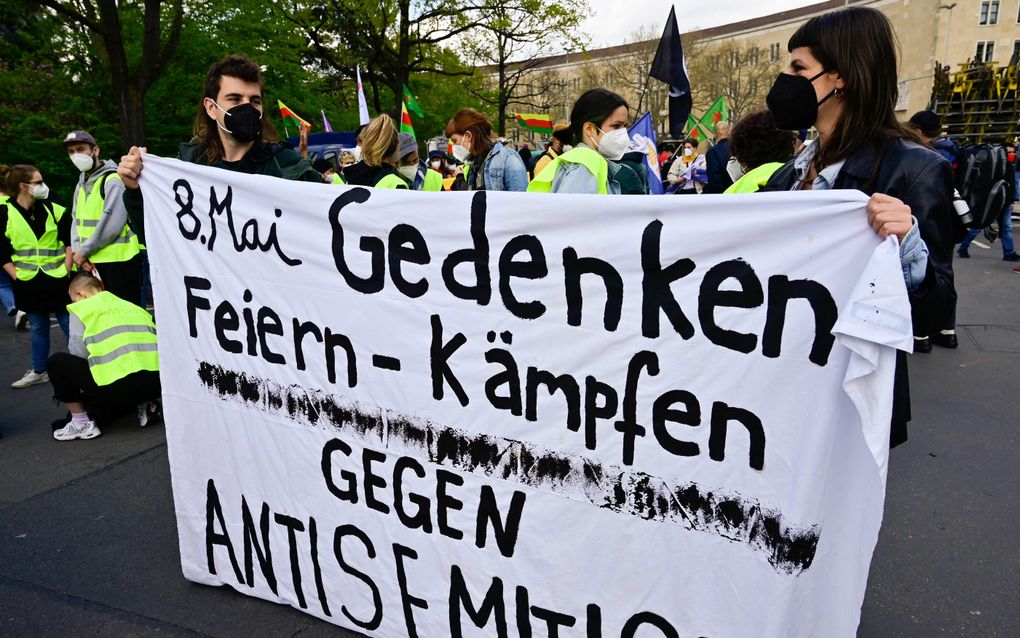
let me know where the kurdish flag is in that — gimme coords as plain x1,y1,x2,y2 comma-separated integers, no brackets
400,102,415,140
697,96,728,135
402,85,424,118
278,101,311,129
686,114,709,140
515,113,554,135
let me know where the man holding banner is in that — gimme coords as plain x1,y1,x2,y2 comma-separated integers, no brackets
118,55,319,244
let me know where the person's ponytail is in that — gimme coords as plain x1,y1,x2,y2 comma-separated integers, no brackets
2,165,36,197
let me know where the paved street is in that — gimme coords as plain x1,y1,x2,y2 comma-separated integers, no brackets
1,244,1017,637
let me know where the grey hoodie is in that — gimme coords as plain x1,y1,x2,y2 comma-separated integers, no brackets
70,159,132,259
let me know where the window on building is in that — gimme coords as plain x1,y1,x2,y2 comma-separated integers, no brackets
769,42,781,63
980,1,999,25
1013,40,1020,63
976,41,995,62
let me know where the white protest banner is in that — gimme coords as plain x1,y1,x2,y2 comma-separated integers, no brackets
140,153,913,638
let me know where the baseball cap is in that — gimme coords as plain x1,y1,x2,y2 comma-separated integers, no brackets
396,133,418,159
62,130,96,146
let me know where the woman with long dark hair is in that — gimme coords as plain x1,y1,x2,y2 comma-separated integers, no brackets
529,88,636,194
762,7,957,446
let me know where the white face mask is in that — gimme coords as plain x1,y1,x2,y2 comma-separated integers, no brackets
683,147,694,158
70,152,95,172
398,165,418,181
352,146,362,162
562,144,574,153
451,142,471,162
592,127,630,161
430,160,442,171
726,157,746,183
30,183,50,200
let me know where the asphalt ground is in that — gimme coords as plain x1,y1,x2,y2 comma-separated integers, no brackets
0,239,1017,637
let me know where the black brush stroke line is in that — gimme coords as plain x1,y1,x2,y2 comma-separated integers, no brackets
371,355,401,371
196,361,820,575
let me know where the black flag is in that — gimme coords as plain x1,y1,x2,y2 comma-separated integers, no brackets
649,6,692,140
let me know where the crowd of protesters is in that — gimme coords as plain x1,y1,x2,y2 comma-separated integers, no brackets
1,6,1016,447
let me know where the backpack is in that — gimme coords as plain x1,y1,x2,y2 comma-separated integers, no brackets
956,143,1009,229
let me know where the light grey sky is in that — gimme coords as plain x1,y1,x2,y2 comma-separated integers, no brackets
583,0,819,48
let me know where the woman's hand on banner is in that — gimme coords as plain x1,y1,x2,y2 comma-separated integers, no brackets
867,193,913,242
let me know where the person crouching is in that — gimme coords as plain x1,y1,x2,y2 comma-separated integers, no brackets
49,273,161,441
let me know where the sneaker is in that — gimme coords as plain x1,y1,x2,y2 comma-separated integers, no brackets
53,419,101,441
1004,253,1020,262
11,369,48,389
14,310,27,331
1014,266,1020,274
957,247,970,258
136,401,162,427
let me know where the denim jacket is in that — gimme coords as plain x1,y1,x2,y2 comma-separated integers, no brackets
549,144,623,194
479,142,529,192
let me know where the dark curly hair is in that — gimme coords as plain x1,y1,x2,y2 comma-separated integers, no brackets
729,110,797,170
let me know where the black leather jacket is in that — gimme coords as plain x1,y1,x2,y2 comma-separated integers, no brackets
762,138,957,446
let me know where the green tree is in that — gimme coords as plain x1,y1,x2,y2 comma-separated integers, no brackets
0,1,121,199
24,0,184,149
465,0,588,136
279,0,485,116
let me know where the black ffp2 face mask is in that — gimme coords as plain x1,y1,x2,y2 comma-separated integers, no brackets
213,101,263,143
766,71,835,131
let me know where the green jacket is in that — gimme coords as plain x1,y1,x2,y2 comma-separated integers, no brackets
615,151,650,195
124,138,320,244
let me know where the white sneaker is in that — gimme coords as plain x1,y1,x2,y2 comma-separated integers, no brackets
53,419,101,441
11,369,48,389
14,310,27,331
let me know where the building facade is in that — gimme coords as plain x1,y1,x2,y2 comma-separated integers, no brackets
488,0,1020,141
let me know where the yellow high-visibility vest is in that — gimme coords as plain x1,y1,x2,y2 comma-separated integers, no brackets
422,169,444,191
4,201,68,281
67,291,159,386
724,163,785,194
375,173,408,189
528,146,609,194
75,173,141,263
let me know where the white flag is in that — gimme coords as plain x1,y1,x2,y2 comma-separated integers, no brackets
356,65,370,126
